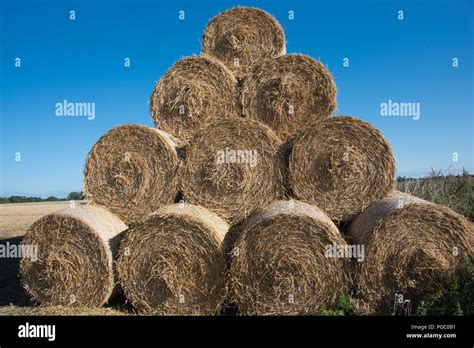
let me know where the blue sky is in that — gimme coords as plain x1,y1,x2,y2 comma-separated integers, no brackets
0,0,472,197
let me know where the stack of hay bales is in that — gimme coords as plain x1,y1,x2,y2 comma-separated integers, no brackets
20,6,473,315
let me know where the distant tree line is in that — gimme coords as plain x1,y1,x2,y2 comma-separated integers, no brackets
0,192,84,204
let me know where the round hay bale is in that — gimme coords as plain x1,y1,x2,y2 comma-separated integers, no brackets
240,54,337,141
180,117,285,225
20,204,127,307
348,191,429,243
149,55,238,142
289,116,396,222
202,6,286,77
229,200,351,315
84,124,181,224
116,204,229,315
348,193,474,313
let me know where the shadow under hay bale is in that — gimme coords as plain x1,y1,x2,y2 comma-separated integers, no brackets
117,204,229,315
348,192,474,314
229,200,351,315
240,54,336,142
0,236,32,306
202,6,286,78
289,116,396,222
84,124,181,225
20,205,127,307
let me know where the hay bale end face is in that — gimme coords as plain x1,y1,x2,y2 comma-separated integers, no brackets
180,117,286,225
117,204,229,315
229,200,351,315
289,116,396,222
150,55,238,142
20,204,127,307
349,193,474,313
240,54,337,142
84,124,181,224
202,6,286,77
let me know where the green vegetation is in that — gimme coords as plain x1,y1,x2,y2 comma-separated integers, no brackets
398,169,473,221
0,192,84,204
320,294,355,316
416,257,474,316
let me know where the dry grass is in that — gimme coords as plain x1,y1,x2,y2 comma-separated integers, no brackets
0,235,132,316
240,54,336,142
84,124,181,224
180,117,286,225
0,305,128,316
117,204,229,315
0,201,73,239
289,116,396,222
398,170,474,221
229,200,351,315
202,6,286,78
349,193,473,314
150,55,239,142
20,205,127,307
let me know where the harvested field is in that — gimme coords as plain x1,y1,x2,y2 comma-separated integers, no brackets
0,201,73,239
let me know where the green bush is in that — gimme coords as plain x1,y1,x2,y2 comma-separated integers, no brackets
320,294,355,316
416,257,474,316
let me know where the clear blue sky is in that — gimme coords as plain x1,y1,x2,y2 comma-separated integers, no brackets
1,0,473,197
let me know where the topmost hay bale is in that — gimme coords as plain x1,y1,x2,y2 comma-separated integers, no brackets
348,192,474,313
20,204,127,307
150,55,239,142
202,7,286,78
289,116,396,222
229,200,351,315
240,54,337,141
84,124,181,224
